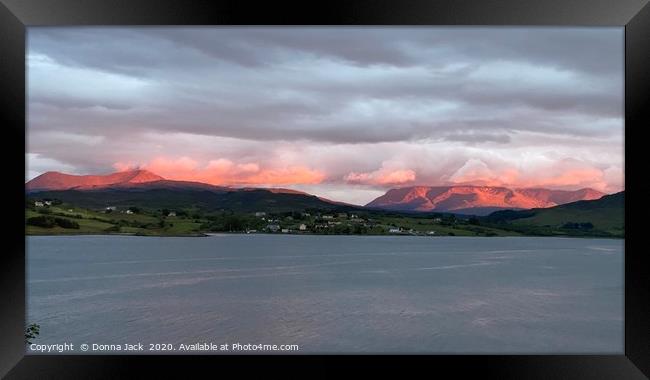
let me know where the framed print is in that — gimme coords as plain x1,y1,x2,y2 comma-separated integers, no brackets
1,0,649,378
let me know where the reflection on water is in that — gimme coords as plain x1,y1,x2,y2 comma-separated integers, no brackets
27,235,623,354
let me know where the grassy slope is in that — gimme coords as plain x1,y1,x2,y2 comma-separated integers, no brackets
26,205,206,236
488,192,624,237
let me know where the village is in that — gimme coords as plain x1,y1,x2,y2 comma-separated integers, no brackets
252,211,440,236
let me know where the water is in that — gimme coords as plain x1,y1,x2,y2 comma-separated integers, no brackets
26,235,623,354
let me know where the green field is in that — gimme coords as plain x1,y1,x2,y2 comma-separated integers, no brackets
26,205,206,236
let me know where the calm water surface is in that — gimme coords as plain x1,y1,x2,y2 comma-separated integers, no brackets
27,235,623,354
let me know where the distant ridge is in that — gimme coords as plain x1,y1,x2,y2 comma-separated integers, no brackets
366,185,605,215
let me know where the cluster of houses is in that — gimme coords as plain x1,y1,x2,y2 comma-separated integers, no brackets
264,223,310,233
258,210,386,234
388,227,437,236
102,206,176,216
254,210,441,236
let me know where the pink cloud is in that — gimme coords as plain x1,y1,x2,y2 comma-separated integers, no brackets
116,156,325,186
447,157,620,192
345,167,416,186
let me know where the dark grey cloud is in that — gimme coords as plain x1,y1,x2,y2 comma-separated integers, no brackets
27,27,623,146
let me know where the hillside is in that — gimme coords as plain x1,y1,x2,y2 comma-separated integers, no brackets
29,188,356,214
26,169,355,213
485,191,624,237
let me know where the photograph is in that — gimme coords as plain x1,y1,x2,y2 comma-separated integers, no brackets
24,27,625,355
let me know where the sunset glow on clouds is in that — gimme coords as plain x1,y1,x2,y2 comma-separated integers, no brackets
27,27,624,204
114,157,325,186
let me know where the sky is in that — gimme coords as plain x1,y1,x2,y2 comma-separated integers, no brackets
27,27,624,205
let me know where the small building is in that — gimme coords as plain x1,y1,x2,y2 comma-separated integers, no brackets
105,206,116,211
44,200,53,206
168,211,176,217
255,212,266,217
281,228,290,233
433,218,442,223
302,212,311,217
299,224,307,231
427,231,436,235
388,228,402,234
125,209,134,214
266,224,280,232
34,201,44,207
322,215,334,220
350,214,358,219
246,229,257,234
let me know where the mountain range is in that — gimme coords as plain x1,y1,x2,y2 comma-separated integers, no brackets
365,185,604,215
26,170,607,215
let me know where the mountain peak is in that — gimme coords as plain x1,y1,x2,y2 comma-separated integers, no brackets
26,169,165,191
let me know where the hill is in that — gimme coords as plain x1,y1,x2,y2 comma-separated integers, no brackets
29,188,357,214
485,191,624,237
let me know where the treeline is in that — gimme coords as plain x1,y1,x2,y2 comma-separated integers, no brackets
26,215,80,229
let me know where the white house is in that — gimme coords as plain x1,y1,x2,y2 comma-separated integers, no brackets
322,215,334,220
168,211,176,217
255,212,266,217
105,206,116,211
281,228,290,233
34,201,44,207
299,224,307,231
44,200,53,206
427,231,436,235
388,228,401,234
125,209,134,214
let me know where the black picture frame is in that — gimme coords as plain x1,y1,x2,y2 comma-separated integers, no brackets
1,0,648,378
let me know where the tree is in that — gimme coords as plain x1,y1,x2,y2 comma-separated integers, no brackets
25,323,40,344
27,216,56,228
54,217,80,229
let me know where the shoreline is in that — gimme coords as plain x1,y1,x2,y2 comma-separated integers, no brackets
25,232,624,239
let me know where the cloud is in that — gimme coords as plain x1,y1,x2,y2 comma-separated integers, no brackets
25,27,625,203
447,157,619,193
27,27,623,144
345,167,416,186
118,156,326,186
